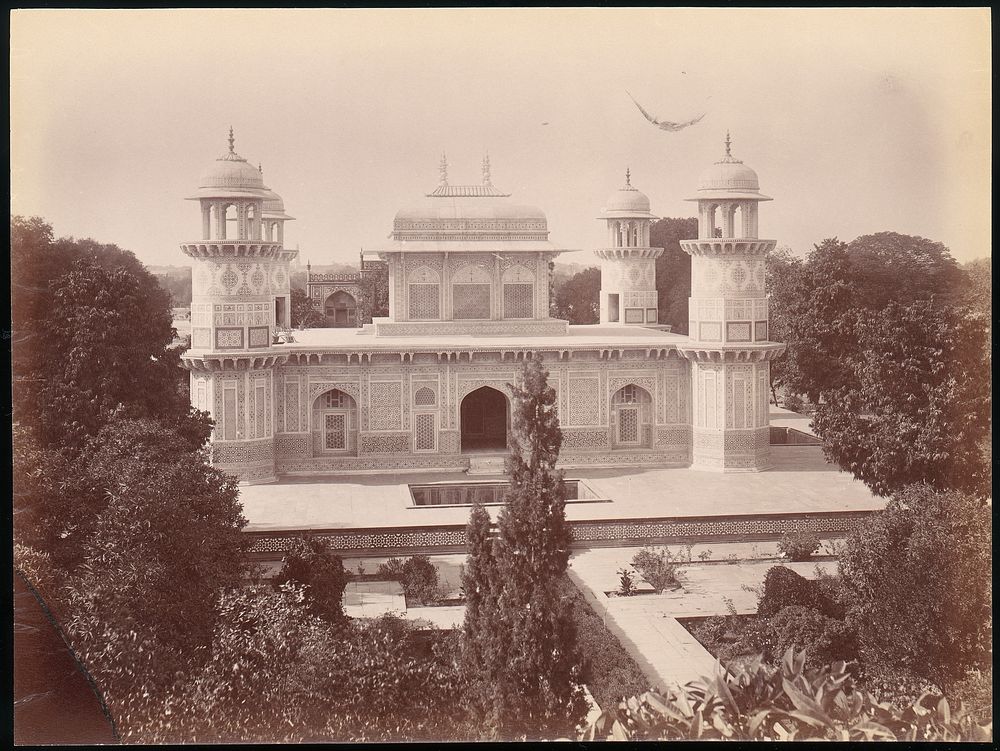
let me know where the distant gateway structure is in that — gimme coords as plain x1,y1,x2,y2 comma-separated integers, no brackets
180,132,784,483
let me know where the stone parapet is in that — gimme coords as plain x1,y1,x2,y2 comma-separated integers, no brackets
373,318,569,338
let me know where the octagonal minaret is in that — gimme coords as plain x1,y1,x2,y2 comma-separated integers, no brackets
678,134,785,471
594,169,663,325
180,129,296,484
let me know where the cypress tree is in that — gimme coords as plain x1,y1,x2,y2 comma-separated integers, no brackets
459,355,586,740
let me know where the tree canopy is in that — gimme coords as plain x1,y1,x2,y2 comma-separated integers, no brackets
811,301,991,498
11,216,193,451
650,217,698,333
552,266,600,324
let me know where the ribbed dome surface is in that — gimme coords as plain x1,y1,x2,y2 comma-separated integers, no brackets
199,153,265,191
697,159,760,193
605,185,651,213
395,196,546,223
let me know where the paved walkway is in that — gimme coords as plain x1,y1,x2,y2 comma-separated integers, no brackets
240,446,882,532
567,546,835,690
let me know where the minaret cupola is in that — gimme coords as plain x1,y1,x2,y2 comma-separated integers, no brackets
593,169,663,325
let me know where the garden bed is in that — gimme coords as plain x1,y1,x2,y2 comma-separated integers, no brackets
558,574,651,711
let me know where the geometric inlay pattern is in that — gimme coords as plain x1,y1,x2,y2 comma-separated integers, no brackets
408,283,440,320
414,412,435,451
503,283,533,319
215,327,243,349
368,381,402,431
452,284,491,319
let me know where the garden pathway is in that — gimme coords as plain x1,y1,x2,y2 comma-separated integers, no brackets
566,547,836,690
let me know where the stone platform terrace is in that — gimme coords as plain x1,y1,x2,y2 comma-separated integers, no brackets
240,444,884,560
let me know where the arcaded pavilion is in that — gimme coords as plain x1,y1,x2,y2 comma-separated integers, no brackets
181,132,784,484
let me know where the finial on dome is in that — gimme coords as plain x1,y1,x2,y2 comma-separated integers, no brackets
724,130,732,158
482,152,492,186
439,152,449,186
228,126,235,155
625,167,631,187
258,163,263,175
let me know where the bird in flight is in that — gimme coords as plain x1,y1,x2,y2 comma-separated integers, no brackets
626,90,705,132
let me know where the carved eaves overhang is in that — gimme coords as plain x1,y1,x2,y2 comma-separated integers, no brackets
181,354,289,372
676,343,786,363
278,345,685,366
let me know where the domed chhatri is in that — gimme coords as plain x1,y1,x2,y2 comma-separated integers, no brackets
602,168,657,217
258,165,294,221
195,127,268,195
688,132,771,202
593,169,663,326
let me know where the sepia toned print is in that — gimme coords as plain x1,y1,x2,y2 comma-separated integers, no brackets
10,8,991,743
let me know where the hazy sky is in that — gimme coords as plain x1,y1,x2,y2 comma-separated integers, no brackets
10,8,991,268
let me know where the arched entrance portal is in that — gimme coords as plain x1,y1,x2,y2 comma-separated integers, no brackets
460,386,509,452
324,291,357,328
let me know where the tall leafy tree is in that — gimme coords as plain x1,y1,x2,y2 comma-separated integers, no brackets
839,484,992,691
11,217,193,451
460,356,586,740
766,233,966,404
650,217,698,333
552,266,600,323
812,301,991,498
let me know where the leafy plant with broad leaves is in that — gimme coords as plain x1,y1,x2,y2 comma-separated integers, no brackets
579,648,991,741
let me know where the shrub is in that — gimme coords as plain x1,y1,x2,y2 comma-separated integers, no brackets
768,605,858,668
783,393,805,412
377,555,441,606
631,547,681,592
273,536,349,623
840,485,992,691
580,648,992,741
400,555,440,606
778,531,821,561
376,557,406,581
757,566,841,619
616,568,636,597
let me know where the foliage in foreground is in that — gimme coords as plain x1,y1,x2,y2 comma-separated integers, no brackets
141,586,465,743
580,649,992,741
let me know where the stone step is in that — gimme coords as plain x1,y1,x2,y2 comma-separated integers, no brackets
466,455,507,476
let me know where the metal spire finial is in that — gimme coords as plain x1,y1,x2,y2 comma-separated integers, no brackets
228,126,235,155
482,152,492,186
439,152,449,186
724,130,732,158
258,163,263,175
625,167,631,187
